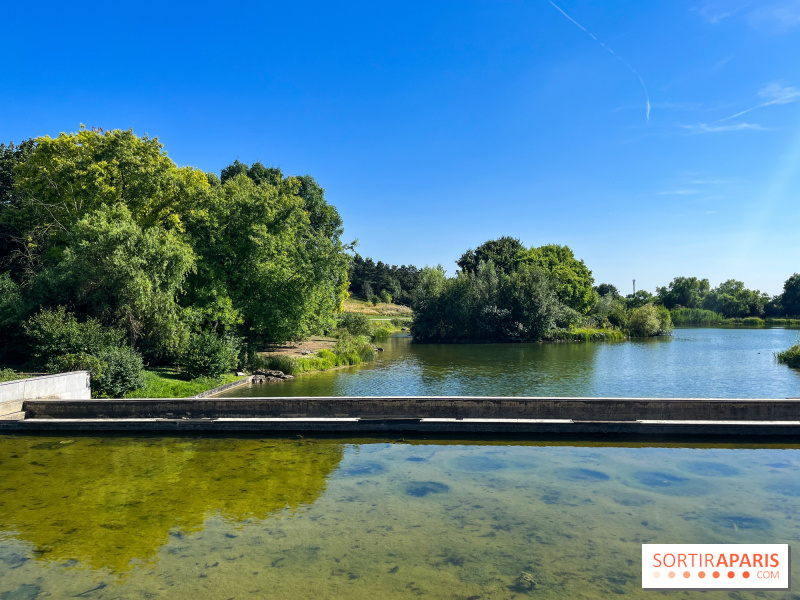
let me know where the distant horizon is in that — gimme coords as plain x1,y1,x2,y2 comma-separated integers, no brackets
3,1,798,296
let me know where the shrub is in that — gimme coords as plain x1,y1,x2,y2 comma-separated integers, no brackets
46,352,106,381
379,289,392,304
337,313,372,337
182,331,240,379
46,346,145,398
24,307,125,368
655,305,673,334
628,304,662,337
263,354,298,374
94,346,145,397
777,344,800,368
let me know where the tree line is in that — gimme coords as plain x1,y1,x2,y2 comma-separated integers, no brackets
0,128,349,394
408,236,799,343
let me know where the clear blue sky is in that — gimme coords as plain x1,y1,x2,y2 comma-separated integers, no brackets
3,1,799,295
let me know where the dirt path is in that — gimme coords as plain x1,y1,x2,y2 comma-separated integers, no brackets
262,337,337,357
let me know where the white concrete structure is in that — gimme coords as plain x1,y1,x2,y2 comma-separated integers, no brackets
0,371,90,404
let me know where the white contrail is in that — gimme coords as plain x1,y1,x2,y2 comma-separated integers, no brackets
547,0,651,121
713,93,800,124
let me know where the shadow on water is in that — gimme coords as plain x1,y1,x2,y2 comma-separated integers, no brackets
0,435,343,571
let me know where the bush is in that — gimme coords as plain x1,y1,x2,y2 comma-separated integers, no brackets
777,344,800,368
94,346,145,397
46,346,145,398
655,305,673,334
24,307,125,368
263,354,297,374
337,313,372,337
379,289,392,304
628,304,662,337
46,352,106,381
182,331,240,379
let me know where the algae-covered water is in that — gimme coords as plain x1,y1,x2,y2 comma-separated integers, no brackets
2,435,800,599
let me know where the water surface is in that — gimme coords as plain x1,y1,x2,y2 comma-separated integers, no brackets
2,435,800,599
223,328,800,398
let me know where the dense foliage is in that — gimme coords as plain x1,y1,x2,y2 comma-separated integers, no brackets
456,236,525,276
0,127,350,393
348,255,420,305
777,344,800,369
411,262,564,342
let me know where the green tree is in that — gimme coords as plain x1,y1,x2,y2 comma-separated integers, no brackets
29,204,196,361
625,290,653,309
7,127,208,276
628,304,662,337
184,171,349,345
781,273,800,317
456,236,524,275
0,139,35,277
702,280,767,318
656,276,710,309
595,283,620,298
519,244,595,313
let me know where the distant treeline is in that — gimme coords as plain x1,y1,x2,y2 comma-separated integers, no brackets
347,255,420,306
401,236,800,343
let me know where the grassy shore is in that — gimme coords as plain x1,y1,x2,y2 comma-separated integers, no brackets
261,334,376,376
777,344,800,368
125,369,246,398
545,328,626,342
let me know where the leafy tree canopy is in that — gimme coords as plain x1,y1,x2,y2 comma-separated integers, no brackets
456,236,524,275
781,273,800,317
519,244,595,313
702,279,768,319
595,283,620,298
656,276,710,309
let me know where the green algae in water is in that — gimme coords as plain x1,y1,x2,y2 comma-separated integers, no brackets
2,436,800,599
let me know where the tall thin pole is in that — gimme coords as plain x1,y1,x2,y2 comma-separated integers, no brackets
633,279,636,295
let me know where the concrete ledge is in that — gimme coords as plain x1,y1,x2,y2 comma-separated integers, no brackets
5,416,800,436
17,396,800,421
3,396,800,436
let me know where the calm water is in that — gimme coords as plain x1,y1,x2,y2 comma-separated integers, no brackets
223,328,800,398
2,435,800,599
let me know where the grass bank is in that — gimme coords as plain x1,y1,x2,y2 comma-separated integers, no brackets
545,328,626,342
343,297,413,317
670,308,725,326
777,344,800,368
260,335,375,375
125,369,246,398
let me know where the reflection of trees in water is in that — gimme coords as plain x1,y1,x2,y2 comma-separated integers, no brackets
0,436,344,572
410,341,600,395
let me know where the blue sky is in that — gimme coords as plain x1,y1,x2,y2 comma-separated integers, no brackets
3,1,799,295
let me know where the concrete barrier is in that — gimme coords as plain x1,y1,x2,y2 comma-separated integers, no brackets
0,372,90,403
17,396,800,420
4,396,800,436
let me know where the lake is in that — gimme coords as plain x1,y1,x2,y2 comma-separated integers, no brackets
222,327,800,398
3,328,800,599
